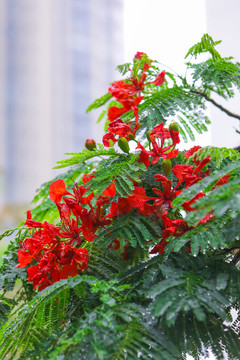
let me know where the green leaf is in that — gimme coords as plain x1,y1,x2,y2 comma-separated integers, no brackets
54,144,120,169
185,33,222,60
86,93,112,113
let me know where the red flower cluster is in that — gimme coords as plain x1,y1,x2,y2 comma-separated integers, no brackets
18,173,165,289
103,117,141,147
107,186,155,218
150,146,230,254
16,51,233,290
16,179,117,291
137,122,180,167
151,146,211,212
17,211,88,291
103,52,166,148
150,212,193,255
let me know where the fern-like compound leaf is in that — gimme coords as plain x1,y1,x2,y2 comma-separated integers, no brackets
54,144,120,169
84,155,145,198
86,93,112,113
185,33,222,60
96,212,161,249
132,86,210,143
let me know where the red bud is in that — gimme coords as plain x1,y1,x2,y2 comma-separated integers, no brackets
85,139,96,151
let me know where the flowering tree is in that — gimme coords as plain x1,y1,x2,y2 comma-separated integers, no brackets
0,34,240,359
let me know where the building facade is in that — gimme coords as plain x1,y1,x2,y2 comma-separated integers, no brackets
0,0,123,217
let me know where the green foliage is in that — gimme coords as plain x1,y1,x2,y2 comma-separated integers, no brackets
86,93,112,113
122,85,210,143
84,154,146,197
0,297,15,326
185,145,240,168
185,33,222,60
1,34,240,360
0,276,80,360
164,212,240,256
54,143,120,169
0,228,29,293
96,211,161,249
173,158,240,221
188,58,240,99
116,62,132,76
146,255,238,325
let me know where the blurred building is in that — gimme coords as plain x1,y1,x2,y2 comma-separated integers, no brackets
0,0,123,226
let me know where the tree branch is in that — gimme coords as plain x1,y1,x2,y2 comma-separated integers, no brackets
217,246,239,256
192,89,240,121
232,251,240,266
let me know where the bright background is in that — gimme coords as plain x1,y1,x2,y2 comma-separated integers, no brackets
0,0,240,233
0,2,239,358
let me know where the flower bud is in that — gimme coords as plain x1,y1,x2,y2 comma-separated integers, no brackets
168,122,179,132
161,159,172,176
118,137,130,153
85,139,96,151
128,133,135,140
146,130,152,142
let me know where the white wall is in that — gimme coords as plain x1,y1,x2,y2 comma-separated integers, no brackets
206,0,240,148
123,0,240,149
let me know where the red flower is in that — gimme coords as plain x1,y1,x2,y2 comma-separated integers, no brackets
184,146,202,160
137,122,180,166
76,195,112,242
57,204,82,245
25,211,62,238
108,80,138,101
152,174,180,211
82,172,96,184
151,71,166,86
107,198,132,218
108,106,128,122
17,206,89,291
137,143,150,168
150,240,169,255
106,118,134,141
103,133,118,147
161,213,191,240
60,264,79,279
215,174,231,187
134,52,147,60
150,213,192,255
193,156,211,177
26,244,87,291
102,182,116,197
182,192,205,212
198,213,214,225
16,250,33,268
107,60,147,124
184,146,211,179
27,253,60,291
108,238,121,251
172,164,195,187
105,97,143,144
71,183,94,206
108,186,154,218
49,179,71,203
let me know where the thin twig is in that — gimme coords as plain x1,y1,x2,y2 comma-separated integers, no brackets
192,89,240,121
217,246,239,256
232,251,240,266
